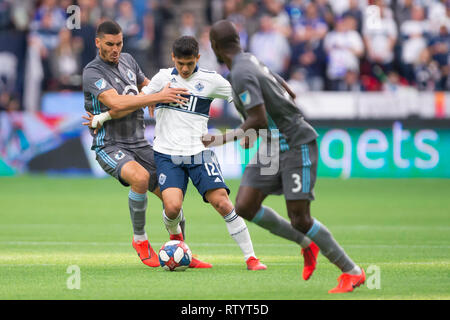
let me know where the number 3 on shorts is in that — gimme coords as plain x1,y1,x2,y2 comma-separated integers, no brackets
291,173,302,193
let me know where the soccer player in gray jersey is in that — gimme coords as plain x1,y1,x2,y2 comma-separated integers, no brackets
82,20,211,269
205,20,365,293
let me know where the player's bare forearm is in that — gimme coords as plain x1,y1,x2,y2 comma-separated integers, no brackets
100,93,156,115
202,130,244,147
99,84,188,117
202,105,267,148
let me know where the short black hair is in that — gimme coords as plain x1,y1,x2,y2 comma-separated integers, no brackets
172,36,199,58
96,20,122,38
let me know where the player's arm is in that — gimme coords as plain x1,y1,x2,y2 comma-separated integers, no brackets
203,72,267,148
82,83,188,131
100,83,187,117
273,72,296,100
202,104,267,148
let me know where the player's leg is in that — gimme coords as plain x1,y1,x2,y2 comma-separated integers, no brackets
154,151,212,268
283,141,364,292
119,160,161,267
191,150,265,270
237,158,317,278
235,184,312,249
134,146,187,239
286,199,364,292
95,146,159,267
204,188,266,270
120,160,149,238
161,187,185,237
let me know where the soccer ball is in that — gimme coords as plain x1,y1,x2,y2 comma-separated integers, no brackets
158,240,192,271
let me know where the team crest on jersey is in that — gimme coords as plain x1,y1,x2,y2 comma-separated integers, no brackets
239,90,251,105
159,173,167,185
127,69,136,82
95,78,107,90
114,150,125,160
195,82,204,92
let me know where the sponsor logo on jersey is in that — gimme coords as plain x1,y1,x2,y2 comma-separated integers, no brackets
95,78,107,90
239,90,251,105
171,77,177,83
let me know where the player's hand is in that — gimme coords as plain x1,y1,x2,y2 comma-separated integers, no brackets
201,133,216,147
240,135,256,149
82,111,102,134
159,83,189,105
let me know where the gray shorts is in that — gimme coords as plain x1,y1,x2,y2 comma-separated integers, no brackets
95,144,158,192
241,140,318,201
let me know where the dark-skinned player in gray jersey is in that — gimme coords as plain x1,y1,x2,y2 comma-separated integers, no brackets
203,20,365,293
81,20,211,269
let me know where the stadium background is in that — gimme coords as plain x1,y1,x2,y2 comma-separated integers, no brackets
0,0,449,301
0,0,449,178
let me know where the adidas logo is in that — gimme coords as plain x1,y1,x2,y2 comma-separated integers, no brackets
214,177,222,183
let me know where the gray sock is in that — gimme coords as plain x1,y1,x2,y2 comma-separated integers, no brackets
306,219,356,273
128,190,147,236
251,206,311,248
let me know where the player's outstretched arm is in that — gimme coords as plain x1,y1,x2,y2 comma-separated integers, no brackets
100,83,188,118
83,84,188,130
202,104,268,148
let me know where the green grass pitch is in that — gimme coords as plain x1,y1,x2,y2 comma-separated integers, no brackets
0,176,449,300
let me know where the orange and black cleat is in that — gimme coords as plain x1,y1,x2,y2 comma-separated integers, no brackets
301,242,320,280
132,238,160,267
328,268,366,293
169,233,213,268
189,256,213,268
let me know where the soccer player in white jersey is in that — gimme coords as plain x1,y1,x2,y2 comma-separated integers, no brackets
81,21,211,269
92,36,266,270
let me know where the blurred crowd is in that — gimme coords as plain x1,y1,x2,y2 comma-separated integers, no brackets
212,0,450,93
0,0,449,112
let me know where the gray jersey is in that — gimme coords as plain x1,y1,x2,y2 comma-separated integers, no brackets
83,53,148,151
229,52,318,151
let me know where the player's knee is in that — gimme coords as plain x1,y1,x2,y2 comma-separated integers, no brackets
207,190,233,215
164,200,183,218
131,169,149,191
290,214,313,234
214,197,234,216
234,200,255,221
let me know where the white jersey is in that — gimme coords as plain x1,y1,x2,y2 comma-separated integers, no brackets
142,66,232,156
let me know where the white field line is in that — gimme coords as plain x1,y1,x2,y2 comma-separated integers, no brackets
0,241,449,249
0,262,448,267
0,224,449,231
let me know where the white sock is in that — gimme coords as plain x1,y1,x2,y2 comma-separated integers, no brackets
224,209,255,261
163,209,183,235
133,233,148,242
347,265,362,275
